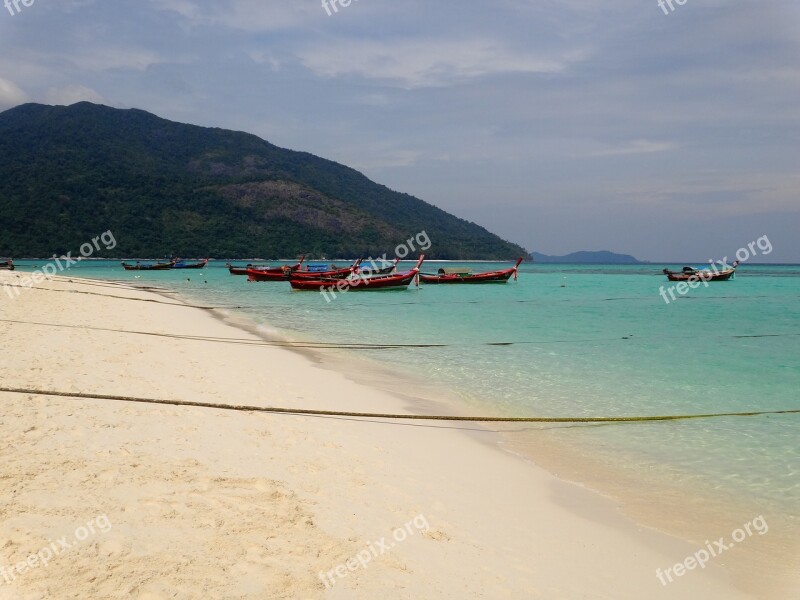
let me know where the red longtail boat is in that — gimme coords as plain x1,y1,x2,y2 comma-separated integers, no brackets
357,258,399,276
245,256,306,281
289,259,362,280
290,256,425,291
418,258,523,284
0,259,14,270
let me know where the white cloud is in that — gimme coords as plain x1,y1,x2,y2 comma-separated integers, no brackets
0,78,28,109
247,50,281,71
298,38,580,88
45,84,105,106
582,139,677,157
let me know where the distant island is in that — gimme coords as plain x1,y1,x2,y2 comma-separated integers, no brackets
530,250,645,264
0,102,526,260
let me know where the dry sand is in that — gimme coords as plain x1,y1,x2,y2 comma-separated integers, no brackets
0,271,761,598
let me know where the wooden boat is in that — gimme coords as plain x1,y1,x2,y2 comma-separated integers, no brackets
357,258,398,276
228,262,289,275
290,256,425,291
0,259,14,270
245,256,307,281
663,261,738,282
290,259,362,280
171,258,208,269
227,264,253,275
121,260,175,271
419,258,523,284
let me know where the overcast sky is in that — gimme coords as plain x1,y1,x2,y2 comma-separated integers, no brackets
0,0,798,262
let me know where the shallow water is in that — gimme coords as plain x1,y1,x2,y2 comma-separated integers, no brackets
13,259,799,527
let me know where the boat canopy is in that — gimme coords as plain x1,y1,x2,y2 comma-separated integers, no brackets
306,263,332,272
437,267,473,276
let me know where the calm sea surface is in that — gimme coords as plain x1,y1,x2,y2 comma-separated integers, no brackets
14,259,800,525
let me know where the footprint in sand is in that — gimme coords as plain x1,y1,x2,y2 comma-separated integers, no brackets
423,529,451,542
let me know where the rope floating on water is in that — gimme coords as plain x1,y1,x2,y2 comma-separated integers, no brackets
2,318,799,350
1,386,797,424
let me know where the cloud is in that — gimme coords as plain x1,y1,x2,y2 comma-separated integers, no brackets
298,38,581,88
66,48,163,72
150,0,314,31
582,139,677,157
149,0,201,20
0,78,28,109
348,148,421,170
45,84,105,106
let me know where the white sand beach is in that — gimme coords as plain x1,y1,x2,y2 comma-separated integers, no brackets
0,271,767,599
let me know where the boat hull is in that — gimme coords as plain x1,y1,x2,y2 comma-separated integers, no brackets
290,271,417,291
172,259,208,269
419,270,515,284
121,262,174,271
290,260,361,280
228,264,279,275
419,258,523,284
290,256,424,291
245,258,306,281
247,269,291,281
663,268,736,282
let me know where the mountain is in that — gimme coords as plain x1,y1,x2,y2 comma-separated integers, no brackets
0,102,527,259
531,250,644,264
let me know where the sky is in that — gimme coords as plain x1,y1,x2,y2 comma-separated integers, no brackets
0,0,798,262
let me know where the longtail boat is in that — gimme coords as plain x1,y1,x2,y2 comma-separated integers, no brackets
290,259,362,280
172,258,208,269
290,256,425,291
227,264,253,275
0,259,14,270
228,262,285,275
663,261,738,282
245,256,306,281
419,258,523,284
121,260,175,271
357,258,398,276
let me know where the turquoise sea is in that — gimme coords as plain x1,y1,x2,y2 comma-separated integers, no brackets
10,259,800,544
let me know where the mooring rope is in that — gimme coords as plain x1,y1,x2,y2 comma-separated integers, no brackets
0,386,797,424
1,318,799,350
0,283,236,310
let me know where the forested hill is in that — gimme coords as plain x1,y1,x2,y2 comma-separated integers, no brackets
530,250,644,264
0,102,527,259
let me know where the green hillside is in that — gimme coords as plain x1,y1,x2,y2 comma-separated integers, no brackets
0,102,527,259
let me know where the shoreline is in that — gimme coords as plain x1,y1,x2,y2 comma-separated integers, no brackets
155,274,800,598
0,270,770,598
195,282,799,598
